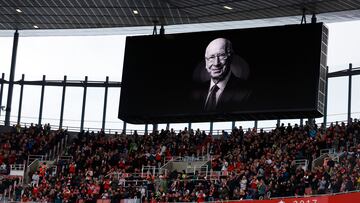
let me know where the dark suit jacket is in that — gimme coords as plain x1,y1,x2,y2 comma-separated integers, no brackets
192,73,251,112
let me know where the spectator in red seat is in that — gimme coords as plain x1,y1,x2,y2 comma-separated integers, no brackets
69,162,76,174
197,189,206,202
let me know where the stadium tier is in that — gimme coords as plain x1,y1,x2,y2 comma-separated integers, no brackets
0,120,359,202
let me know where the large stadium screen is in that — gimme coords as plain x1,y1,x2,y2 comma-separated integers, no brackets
119,23,328,124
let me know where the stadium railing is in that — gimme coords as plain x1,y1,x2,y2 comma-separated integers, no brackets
2,120,276,136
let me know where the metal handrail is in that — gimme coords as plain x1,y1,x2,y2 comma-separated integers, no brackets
141,166,168,178
56,155,73,162
320,148,335,156
312,153,329,170
0,119,308,136
294,159,309,171
10,164,25,171
27,155,51,166
1,118,358,140
172,155,212,162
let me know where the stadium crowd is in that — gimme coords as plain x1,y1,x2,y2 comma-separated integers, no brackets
0,123,68,201
1,119,360,202
0,123,67,175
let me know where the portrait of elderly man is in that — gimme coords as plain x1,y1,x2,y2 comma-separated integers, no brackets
192,38,251,112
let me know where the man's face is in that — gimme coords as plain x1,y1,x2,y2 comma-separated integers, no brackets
205,38,231,82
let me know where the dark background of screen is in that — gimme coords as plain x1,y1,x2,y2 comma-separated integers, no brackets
119,23,325,124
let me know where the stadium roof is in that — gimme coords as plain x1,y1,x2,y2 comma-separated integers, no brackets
1,0,360,36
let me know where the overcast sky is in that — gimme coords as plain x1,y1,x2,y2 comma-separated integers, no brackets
0,20,359,132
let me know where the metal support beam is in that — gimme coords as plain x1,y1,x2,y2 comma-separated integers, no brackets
348,63,352,123
102,76,109,130
308,118,314,126
38,75,46,125
328,67,360,78
145,124,148,135
277,119,280,127
123,122,127,134
323,66,329,126
300,118,303,126
5,30,19,126
153,124,158,132
210,122,213,134
0,73,4,117
80,76,88,131
59,76,67,129
11,79,121,87
166,123,170,130
188,122,192,131
17,74,24,124
254,120,258,130
231,121,235,129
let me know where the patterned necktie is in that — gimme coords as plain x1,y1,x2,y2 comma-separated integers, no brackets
205,84,219,111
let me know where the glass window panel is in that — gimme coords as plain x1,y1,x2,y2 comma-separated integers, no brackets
351,76,360,120
327,21,360,71
157,124,167,131
0,37,13,75
62,87,82,130
280,119,300,126
258,120,277,131
104,88,122,133
0,84,8,123
42,86,62,127
213,121,232,132
191,122,210,132
145,124,153,134
235,121,255,131
9,85,20,125
0,37,14,125
16,35,125,80
20,86,41,125
327,77,348,122
170,123,188,131
315,117,325,127
84,87,104,130
126,124,145,134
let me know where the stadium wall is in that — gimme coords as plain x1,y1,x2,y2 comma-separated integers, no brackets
75,191,360,203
